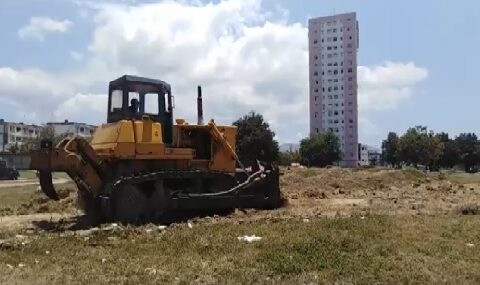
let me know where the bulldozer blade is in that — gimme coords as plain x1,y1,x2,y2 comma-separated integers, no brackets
39,171,59,201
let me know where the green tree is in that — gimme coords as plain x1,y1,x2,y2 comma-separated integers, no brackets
278,151,301,166
233,111,279,164
20,126,71,153
398,126,443,170
455,133,480,173
299,132,342,167
381,132,400,168
436,132,460,169
8,143,19,154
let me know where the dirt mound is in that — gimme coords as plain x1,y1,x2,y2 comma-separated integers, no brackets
17,188,77,215
281,167,431,199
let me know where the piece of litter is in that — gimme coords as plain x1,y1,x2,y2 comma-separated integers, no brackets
15,235,26,239
237,235,262,243
6,264,13,269
18,263,25,268
360,216,365,220
101,258,107,263
466,243,475,247
145,229,153,233
187,222,193,229
145,268,157,275
158,225,167,230
34,260,39,264
302,218,310,223
45,250,50,255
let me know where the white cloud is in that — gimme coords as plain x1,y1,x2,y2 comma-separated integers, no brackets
54,94,107,124
358,62,428,112
18,17,73,41
1,0,428,145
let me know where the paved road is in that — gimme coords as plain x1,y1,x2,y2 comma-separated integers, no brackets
0,178,70,188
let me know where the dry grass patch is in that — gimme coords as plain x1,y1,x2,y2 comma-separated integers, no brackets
1,216,480,284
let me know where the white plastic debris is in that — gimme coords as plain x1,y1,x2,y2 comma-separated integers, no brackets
101,258,107,264
158,225,167,230
18,263,25,268
34,260,39,264
45,250,50,255
466,243,475,248
187,222,193,229
145,268,157,275
302,218,310,223
102,223,119,231
360,216,365,220
237,235,262,243
6,264,13,269
145,229,153,234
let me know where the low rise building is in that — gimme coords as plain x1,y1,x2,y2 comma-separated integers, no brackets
367,148,382,166
46,120,96,137
0,119,97,153
358,143,369,166
0,120,42,152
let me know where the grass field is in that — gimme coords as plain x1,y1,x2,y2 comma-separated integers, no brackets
1,167,480,284
1,216,480,284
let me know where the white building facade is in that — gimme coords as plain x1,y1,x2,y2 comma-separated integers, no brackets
46,120,96,137
358,143,369,166
0,121,42,152
308,12,359,167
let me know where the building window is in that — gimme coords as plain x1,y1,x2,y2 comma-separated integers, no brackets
348,68,353,73
316,128,319,133
314,71,318,76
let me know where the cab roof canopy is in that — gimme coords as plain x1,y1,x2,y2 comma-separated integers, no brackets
109,75,171,90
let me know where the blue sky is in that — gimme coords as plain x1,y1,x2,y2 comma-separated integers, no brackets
0,0,478,147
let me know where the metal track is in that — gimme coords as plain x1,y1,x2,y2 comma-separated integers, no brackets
109,169,258,198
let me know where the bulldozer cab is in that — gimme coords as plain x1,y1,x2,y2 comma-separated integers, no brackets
107,75,174,144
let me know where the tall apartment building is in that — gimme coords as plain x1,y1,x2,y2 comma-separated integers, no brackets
308,12,359,167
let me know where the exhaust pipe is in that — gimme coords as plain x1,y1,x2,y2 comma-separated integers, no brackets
197,85,204,125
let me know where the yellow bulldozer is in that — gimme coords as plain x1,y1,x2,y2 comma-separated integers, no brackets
29,75,280,223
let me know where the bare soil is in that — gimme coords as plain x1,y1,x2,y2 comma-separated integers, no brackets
1,167,480,284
